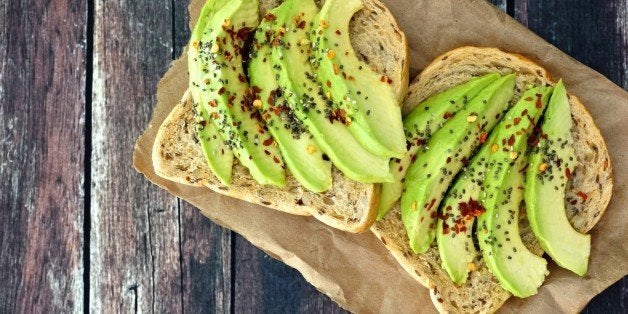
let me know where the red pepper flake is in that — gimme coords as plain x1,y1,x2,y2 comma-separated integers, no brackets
576,191,588,202
326,80,332,88
513,117,521,125
298,20,306,29
566,168,573,180
263,138,274,146
218,87,226,95
536,97,543,108
446,156,452,164
443,112,454,119
459,200,485,217
380,75,387,82
264,150,271,155
238,73,246,83
522,109,528,116
461,157,469,166
478,132,488,143
604,159,609,170
426,198,437,211
430,211,437,219
507,134,515,146
208,100,218,107
264,13,276,21
273,156,280,164
335,29,341,35
235,27,252,40
416,138,426,146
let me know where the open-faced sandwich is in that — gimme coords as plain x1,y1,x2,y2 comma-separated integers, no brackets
151,0,612,312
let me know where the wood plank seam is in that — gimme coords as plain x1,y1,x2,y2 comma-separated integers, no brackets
84,0,95,312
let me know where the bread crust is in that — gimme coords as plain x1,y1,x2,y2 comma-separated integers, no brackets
372,46,613,313
152,0,409,233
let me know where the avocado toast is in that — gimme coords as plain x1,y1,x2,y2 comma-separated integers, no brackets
372,46,612,313
152,0,408,232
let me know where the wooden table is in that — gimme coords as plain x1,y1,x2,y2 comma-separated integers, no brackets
0,0,625,312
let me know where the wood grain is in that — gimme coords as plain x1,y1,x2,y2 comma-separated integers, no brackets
0,1,86,312
90,0,183,312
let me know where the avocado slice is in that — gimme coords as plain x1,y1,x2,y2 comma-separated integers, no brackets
267,0,393,183
378,73,501,220
478,85,553,297
311,0,406,158
248,6,333,192
188,0,234,185
479,159,548,297
525,80,590,276
436,130,499,285
191,0,286,186
401,74,516,254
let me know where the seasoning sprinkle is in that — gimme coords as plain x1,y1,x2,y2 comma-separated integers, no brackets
538,163,548,172
491,144,499,153
509,151,519,160
306,145,317,154
467,115,477,123
252,99,263,109
467,262,477,272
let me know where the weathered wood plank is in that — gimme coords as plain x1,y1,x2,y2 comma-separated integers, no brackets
90,0,183,312
234,235,346,313
515,1,627,312
180,202,233,313
0,1,86,312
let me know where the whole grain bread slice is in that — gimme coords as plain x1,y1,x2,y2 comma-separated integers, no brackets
152,0,409,232
371,46,613,313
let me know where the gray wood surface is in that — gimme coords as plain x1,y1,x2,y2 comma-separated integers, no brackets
0,0,625,313
90,0,183,312
0,1,87,312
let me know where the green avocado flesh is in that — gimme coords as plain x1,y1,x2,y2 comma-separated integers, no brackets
479,159,548,297
437,130,499,285
525,80,590,276
378,73,501,220
189,0,286,186
267,0,393,183
248,8,333,193
478,85,553,297
311,0,406,159
401,74,516,254
188,0,234,185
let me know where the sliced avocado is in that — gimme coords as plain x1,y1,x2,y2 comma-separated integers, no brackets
192,0,286,186
378,73,501,220
479,159,548,297
248,6,332,192
268,0,393,183
478,85,553,297
188,0,234,185
525,80,590,276
401,74,516,254
311,0,406,158
437,130,499,285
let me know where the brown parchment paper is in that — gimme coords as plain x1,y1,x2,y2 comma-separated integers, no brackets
133,0,628,312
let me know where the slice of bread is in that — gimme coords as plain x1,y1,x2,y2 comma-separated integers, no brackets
152,0,409,232
371,46,613,313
